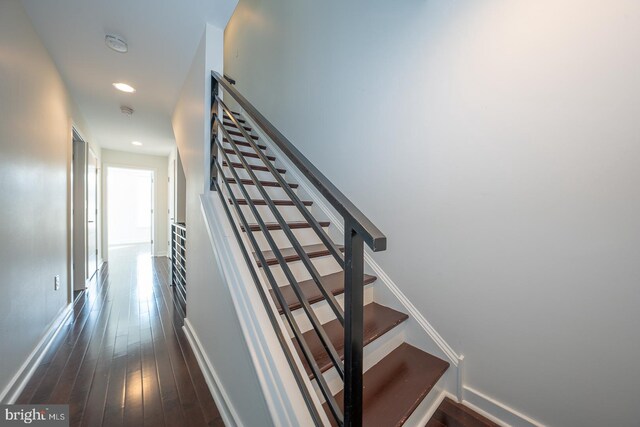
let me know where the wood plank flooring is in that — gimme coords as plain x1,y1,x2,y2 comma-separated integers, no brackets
17,244,224,427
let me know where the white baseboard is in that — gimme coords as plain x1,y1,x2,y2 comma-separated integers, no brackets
0,303,74,404
463,386,544,427
183,318,240,427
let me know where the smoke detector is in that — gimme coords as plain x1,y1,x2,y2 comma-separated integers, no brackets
105,34,128,53
120,105,134,117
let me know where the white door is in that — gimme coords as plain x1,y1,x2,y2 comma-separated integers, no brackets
86,149,98,280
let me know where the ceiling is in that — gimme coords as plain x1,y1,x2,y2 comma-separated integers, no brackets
21,0,237,156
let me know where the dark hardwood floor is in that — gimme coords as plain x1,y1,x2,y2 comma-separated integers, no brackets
17,244,224,427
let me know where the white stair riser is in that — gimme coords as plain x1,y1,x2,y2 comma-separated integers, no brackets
246,226,327,252
236,204,307,223
225,152,274,167
259,255,342,286
290,284,375,333
313,322,406,399
223,165,285,182
226,183,293,199
221,139,262,152
222,140,266,153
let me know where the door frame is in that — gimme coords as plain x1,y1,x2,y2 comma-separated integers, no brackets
104,165,156,255
86,148,99,281
71,129,87,292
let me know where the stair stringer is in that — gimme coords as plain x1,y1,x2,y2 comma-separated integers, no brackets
238,108,465,416
200,192,331,427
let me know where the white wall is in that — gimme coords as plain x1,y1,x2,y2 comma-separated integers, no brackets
0,0,94,400
172,24,273,426
101,149,168,257
224,1,640,426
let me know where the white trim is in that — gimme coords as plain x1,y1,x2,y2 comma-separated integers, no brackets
456,354,465,402
463,386,545,427
183,319,240,427
362,250,460,365
154,251,168,257
0,303,74,404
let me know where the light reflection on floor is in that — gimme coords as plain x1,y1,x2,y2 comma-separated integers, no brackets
108,243,155,301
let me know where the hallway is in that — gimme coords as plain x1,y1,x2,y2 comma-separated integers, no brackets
17,245,224,427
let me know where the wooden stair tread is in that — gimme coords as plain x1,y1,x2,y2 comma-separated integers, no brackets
428,397,500,427
223,161,286,174
269,270,375,313
425,419,447,427
325,343,450,427
226,129,259,139
240,221,329,232
223,148,275,161
225,177,298,189
230,198,312,206
293,303,407,378
223,137,267,150
256,243,343,267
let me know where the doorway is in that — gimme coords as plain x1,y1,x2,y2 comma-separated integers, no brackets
107,167,154,252
72,130,99,292
86,148,99,281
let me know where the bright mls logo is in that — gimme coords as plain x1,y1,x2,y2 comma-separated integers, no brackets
0,405,68,426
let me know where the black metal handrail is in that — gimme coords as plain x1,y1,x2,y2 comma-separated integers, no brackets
210,71,387,426
171,223,187,316
212,71,386,252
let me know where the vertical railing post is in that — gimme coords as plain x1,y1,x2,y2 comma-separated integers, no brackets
343,220,364,427
210,75,219,191
170,224,176,287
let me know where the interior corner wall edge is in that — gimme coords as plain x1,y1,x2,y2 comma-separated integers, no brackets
0,0,92,398
223,1,640,425
171,25,273,426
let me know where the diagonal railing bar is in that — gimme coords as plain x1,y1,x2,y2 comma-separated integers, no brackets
211,176,325,427
214,159,344,423
215,129,345,379
218,108,346,326
219,99,346,270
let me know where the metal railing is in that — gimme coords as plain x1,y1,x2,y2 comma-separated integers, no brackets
209,71,386,426
171,222,187,316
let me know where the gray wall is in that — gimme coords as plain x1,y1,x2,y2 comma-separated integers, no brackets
224,1,640,426
0,0,92,399
171,25,273,426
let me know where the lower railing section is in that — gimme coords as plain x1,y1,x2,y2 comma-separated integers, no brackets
211,178,325,426
171,222,187,316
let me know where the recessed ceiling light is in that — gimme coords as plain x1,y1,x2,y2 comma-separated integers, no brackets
131,141,143,146
105,34,128,53
113,82,136,93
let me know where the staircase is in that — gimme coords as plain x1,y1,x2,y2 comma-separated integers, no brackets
208,72,453,426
